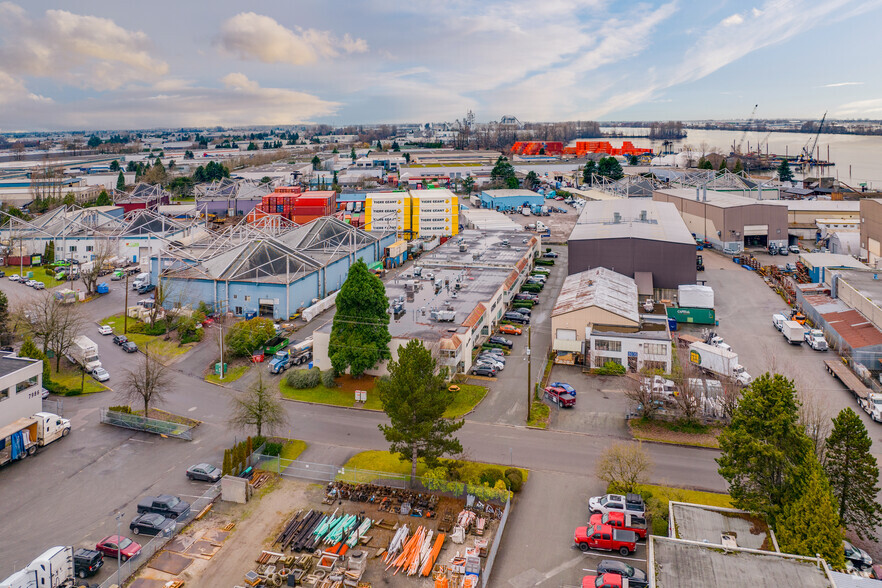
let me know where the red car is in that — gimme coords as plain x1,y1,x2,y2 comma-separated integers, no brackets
96,535,142,562
543,386,576,408
583,574,627,588
499,324,522,336
201,317,214,327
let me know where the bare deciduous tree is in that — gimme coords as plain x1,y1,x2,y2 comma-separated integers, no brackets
80,240,117,294
670,346,702,423
624,371,662,420
121,350,172,416
228,371,286,437
21,293,87,371
595,441,653,494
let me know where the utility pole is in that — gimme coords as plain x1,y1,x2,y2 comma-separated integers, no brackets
115,511,123,586
526,326,532,422
124,272,129,335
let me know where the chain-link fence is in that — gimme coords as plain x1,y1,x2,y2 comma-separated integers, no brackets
99,408,195,440
481,496,511,588
96,483,220,588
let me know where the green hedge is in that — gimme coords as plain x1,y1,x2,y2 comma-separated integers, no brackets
535,259,555,266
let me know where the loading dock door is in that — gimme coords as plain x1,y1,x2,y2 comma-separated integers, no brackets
259,298,275,317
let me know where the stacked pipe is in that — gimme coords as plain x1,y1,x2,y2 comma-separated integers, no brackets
385,525,440,576
274,509,305,547
290,511,328,552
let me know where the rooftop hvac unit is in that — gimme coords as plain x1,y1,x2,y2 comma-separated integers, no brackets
613,212,621,223
639,210,647,222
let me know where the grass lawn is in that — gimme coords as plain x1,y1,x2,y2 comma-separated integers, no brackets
527,401,550,428
629,418,722,449
342,450,528,484
100,314,195,358
2,267,67,289
444,384,487,418
205,364,250,385
258,439,308,473
50,363,108,394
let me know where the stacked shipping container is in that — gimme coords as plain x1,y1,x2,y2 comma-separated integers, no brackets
247,188,337,225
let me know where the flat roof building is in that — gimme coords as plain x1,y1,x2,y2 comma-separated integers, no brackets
568,199,696,291
478,189,544,212
860,198,882,267
653,187,789,252
0,353,44,430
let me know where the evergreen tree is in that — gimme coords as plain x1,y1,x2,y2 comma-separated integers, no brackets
628,155,638,166
350,147,357,161
778,159,794,182
96,190,112,206
525,171,539,189
717,373,812,523
462,176,475,196
87,135,101,148
378,339,464,484
19,336,50,384
582,160,597,185
697,157,713,170
597,157,624,180
311,155,322,171
391,141,400,151
490,156,516,184
329,259,391,377
109,160,120,171
43,240,54,264
718,158,728,171
825,408,882,540
222,448,232,476
733,159,744,173
775,451,846,568
116,171,125,191
376,139,383,150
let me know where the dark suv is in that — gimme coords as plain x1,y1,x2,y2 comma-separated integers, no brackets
73,548,104,579
596,560,647,587
504,311,529,324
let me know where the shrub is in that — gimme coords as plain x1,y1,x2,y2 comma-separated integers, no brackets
535,259,555,266
141,320,169,336
264,442,284,456
108,405,133,414
286,367,322,389
44,380,71,396
505,468,524,492
479,469,504,487
512,301,534,309
597,361,626,376
320,369,336,388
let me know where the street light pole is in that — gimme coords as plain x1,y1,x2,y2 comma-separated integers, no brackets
115,511,123,586
526,326,532,423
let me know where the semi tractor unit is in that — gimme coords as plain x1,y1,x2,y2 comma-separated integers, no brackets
0,412,70,467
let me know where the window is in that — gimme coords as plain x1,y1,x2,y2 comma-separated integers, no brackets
0,387,7,401
69,246,77,252
594,339,621,352
244,296,251,302
644,343,667,355
594,356,622,368
86,245,94,252
602,533,611,540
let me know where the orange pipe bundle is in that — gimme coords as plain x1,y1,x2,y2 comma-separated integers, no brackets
387,526,425,575
421,533,445,576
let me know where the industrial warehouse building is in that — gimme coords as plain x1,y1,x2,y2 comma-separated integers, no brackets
551,267,672,371
860,198,882,267
653,188,789,252
568,199,696,291
153,217,396,320
313,230,540,377
364,189,459,238
195,178,274,218
478,189,543,212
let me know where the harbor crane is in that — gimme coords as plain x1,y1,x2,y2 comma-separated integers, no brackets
735,104,758,153
801,111,827,162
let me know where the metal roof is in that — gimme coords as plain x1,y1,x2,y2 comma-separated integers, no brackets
570,199,695,244
822,310,882,350
655,187,775,208
552,267,639,324
799,253,868,270
669,502,769,550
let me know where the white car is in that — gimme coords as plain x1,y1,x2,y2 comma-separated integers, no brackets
24,279,36,287
97,325,113,336
92,367,110,382
789,245,800,254
8,274,19,282
32,282,45,290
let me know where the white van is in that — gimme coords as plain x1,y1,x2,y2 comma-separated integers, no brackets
132,272,149,289
772,313,786,331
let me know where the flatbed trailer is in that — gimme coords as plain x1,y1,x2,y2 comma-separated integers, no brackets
824,359,870,401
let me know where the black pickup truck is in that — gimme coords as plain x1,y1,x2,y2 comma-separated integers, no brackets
137,494,191,519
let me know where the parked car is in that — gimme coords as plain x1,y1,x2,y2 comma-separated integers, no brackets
98,325,113,336
8,274,20,281
581,574,627,588
543,386,576,407
32,281,45,290
113,334,128,345
477,353,505,366
470,365,497,377
92,367,110,382
532,267,550,276
481,348,505,357
504,311,529,324
24,279,36,287
130,513,175,536
187,463,222,482
475,357,504,371
138,284,156,295
514,293,539,303
588,493,646,517
137,494,191,519
488,336,513,348
498,324,522,336
595,561,648,588
122,341,138,353
0,270,5,278
95,535,141,562
589,512,648,539
543,251,559,258
513,307,531,316
845,540,873,570
789,245,800,254
73,548,104,579
549,382,576,396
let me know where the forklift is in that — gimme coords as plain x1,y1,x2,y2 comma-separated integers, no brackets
696,254,705,272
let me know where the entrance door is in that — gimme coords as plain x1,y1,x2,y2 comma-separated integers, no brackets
258,298,275,317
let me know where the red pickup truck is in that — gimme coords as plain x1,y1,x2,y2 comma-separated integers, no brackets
544,386,576,407
588,511,647,539
582,574,628,588
574,524,637,556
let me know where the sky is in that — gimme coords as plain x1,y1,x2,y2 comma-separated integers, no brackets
1,0,881,131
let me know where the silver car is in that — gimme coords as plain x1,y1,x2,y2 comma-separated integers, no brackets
92,367,110,382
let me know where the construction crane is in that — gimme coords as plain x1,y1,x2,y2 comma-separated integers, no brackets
801,111,827,162
735,104,758,154
757,131,772,155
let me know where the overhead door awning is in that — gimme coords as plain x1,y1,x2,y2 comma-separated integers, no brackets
744,225,769,236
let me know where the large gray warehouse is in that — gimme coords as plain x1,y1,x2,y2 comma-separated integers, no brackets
568,199,696,291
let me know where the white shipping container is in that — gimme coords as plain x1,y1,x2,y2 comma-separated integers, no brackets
678,284,715,309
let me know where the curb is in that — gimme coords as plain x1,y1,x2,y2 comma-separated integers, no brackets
630,435,720,452
279,395,382,413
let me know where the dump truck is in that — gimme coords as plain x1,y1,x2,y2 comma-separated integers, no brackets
269,339,313,374
69,335,101,373
0,546,76,588
688,342,751,386
0,412,71,467
264,336,289,355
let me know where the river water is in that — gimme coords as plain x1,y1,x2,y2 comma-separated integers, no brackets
600,127,882,189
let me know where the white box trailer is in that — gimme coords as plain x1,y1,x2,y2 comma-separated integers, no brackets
70,335,101,373
782,320,805,345
688,342,751,386
0,546,74,588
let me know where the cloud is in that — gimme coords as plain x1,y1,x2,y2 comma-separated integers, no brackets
834,98,882,116
217,12,367,66
0,3,168,90
0,70,51,105
721,13,744,26
0,74,339,130
822,81,864,87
